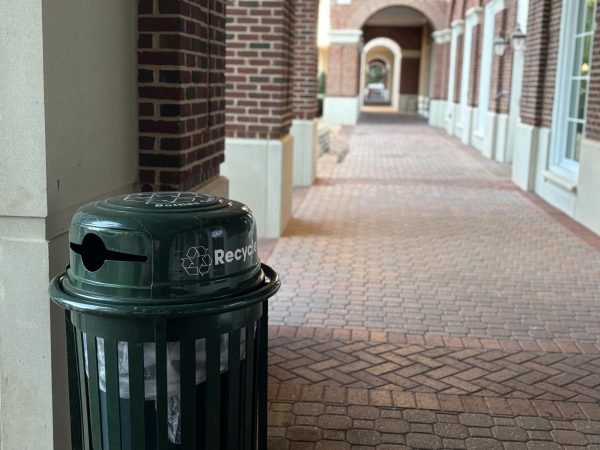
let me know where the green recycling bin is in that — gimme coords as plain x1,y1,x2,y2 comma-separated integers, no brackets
49,192,280,450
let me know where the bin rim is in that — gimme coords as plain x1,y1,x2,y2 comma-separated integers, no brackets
49,263,280,318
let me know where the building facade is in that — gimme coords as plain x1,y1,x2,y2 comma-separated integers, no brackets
428,0,600,236
323,0,600,236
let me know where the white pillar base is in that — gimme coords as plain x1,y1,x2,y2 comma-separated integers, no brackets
444,102,458,135
493,113,509,163
576,138,600,235
418,95,430,117
482,112,498,159
511,121,540,191
323,96,360,125
399,94,419,113
222,135,294,238
428,100,446,127
460,106,475,145
291,118,318,187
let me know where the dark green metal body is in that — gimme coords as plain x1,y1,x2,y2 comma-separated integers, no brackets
49,193,280,450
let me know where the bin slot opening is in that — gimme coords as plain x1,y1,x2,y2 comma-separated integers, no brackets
71,233,148,272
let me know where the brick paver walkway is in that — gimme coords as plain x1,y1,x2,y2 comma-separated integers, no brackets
264,114,600,449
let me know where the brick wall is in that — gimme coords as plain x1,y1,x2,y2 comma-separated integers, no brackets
468,22,481,106
454,33,464,103
137,0,226,192
520,0,560,127
292,0,319,120
326,43,360,97
330,0,448,31
431,41,449,100
587,5,600,140
225,0,294,140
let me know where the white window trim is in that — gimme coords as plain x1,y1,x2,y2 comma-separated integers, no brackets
446,20,464,118
476,0,506,134
459,8,483,133
549,0,596,180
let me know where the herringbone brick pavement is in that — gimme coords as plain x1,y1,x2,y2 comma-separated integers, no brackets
267,121,600,341
263,116,600,448
269,334,600,402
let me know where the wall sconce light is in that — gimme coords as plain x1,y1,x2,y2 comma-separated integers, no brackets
510,25,527,52
494,35,507,56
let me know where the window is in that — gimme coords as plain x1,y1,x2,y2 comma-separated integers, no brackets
551,0,597,176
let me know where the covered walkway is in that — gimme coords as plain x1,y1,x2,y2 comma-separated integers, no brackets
265,116,600,449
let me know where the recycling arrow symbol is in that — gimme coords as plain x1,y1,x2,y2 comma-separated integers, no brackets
181,246,212,276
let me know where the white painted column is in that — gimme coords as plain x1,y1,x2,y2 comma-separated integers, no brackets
0,3,53,449
445,20,464,135
323,29,363,125
0,2,139,449
458,7,482,145
476,0,507,159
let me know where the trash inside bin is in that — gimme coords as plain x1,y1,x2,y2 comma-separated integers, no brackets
50,192,280,450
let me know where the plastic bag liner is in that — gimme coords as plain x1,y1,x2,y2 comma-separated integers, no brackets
84,325,252,445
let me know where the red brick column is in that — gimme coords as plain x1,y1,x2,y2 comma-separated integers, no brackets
489,2,517,115
326,42,361,98
292,0,319,121
431,38,450,101
225,0,294,140
323,31,362,124
137,0,226,192
223,0,296,237
520,0,560,127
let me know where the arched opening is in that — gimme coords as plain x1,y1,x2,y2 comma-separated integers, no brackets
360,5,433,115
360,38,402,110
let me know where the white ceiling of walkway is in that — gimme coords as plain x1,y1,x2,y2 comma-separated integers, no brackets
365,6,429,27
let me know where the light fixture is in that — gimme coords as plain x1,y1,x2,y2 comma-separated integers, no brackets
494,35,507,56
510,25,527,52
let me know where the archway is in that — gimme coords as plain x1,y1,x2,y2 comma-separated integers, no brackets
324,0,448,124
360,37,402,111
362,6,431,114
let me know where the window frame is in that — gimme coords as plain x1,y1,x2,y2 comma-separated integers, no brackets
550,0,597,180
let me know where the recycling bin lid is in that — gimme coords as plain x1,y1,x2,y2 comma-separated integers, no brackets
59,192,266,305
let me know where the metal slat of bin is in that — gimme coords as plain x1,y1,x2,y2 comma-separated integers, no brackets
86,334,103,450
206,336,221,449
181,338,197,449
228,329,241,450
155,321,168,450
105,338,122,450
74,328,90,450
244,324,256,449
128,342,145,450
258,307,268,450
